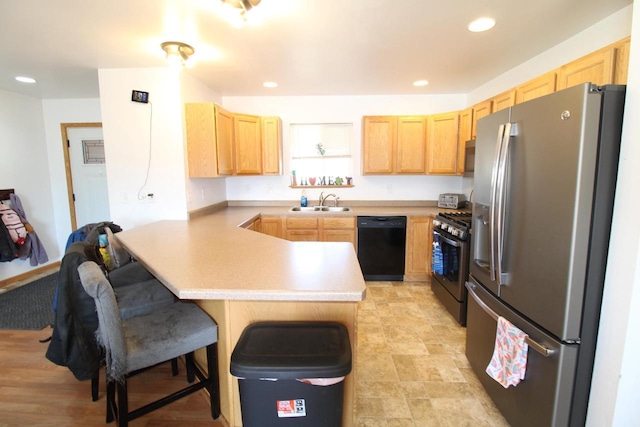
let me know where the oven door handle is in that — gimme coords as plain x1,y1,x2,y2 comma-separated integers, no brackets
433,230,461,247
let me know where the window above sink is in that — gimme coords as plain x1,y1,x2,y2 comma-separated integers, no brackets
290,123,354,188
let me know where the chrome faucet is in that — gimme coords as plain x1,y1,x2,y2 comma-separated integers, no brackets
319,192,339,207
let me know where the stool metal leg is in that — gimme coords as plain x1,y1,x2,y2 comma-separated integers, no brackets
91,372,99,401
207,343,221,419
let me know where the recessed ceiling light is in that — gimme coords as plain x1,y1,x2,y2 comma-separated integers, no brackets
15,76,36,84
468,17,496,32
263,81,278,88
413,80,429,87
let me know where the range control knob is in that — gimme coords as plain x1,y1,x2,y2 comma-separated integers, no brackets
433,220,441,227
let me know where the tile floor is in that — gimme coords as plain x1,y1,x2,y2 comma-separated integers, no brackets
355,280,510,427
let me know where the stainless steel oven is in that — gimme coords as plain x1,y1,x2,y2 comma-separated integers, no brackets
431,211,472,325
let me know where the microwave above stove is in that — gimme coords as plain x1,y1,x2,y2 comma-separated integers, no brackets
438,193,467,209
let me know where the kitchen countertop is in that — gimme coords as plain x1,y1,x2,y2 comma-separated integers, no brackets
115,207,366,301
115,204,454,302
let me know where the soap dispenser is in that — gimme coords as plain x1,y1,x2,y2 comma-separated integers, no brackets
301,190,307,207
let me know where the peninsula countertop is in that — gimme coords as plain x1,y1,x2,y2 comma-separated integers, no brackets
115,208,368,301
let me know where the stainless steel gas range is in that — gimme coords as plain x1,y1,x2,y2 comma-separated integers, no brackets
431,211,472,326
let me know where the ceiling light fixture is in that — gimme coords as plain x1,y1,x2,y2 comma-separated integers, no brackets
219,0,262,28
263,81,278,88
413,80,429,87
468,17,496,32
161,41,196,68
15,76,36,84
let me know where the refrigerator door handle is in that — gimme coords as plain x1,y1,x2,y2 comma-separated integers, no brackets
495,122,513,288
466,281,555,357
489,124,506,283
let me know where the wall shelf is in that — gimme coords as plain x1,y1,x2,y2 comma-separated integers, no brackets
290,185,354,189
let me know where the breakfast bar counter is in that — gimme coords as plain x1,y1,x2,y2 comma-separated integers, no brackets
115,209,367,427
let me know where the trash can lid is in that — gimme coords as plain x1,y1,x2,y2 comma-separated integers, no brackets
230,321,352,380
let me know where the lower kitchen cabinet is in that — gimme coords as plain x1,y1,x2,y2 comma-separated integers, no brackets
405,216,433,281
284,216,356,247
285,217,319,241
242,217,261,232
260,216,283,239
322,217,356,248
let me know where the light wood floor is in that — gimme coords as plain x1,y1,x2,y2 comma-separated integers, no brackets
0,328,227,427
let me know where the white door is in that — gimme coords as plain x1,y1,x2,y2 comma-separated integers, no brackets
68,127,110,227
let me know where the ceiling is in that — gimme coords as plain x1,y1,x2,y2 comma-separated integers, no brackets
0,0,632,99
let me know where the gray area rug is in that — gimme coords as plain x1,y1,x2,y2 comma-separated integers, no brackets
0,273,56,330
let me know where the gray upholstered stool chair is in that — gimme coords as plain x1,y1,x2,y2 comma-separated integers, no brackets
78,261,220,426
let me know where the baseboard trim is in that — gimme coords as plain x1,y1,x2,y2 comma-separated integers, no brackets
0,262,61,289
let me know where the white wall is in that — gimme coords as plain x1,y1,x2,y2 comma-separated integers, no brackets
180,72,228,211
222,94,468,203
469,5,633,105
98,68,189,230
0,89,57,280
41,98,102,256
588,1,640,424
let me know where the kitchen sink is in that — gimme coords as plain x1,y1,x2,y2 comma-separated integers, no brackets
289,206,352,212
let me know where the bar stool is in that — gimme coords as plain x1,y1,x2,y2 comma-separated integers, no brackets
78,261,220,426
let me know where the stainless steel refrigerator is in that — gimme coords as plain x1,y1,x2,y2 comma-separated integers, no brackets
466,83,626,427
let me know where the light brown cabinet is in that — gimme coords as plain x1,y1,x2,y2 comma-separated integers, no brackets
362,114,458,176
614,37,631,85
427,112,459,175
557,48,615,90
261,117,282,175
285,217,319,241
491,90,516,112
405,216,433,281
362,116,397,174
242,217,261,231
284,216,356,247
215,105,235,176
185,103,281,177
471,100,492,139
515,72,557,104
234,114,262,175
321,217,356,248
397,116,427,174
362,115,428,175
184,103,219,178
260,216,283,239
457,108,473,175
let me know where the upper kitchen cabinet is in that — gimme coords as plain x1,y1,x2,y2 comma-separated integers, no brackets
457,108,473,175
362,116,429,174
185,103,282,177
397,116,427,174
234,113,263,175
557,48,614,90
614,37,631,84
362,116,397,174
185,103,219,177
261,117,282,175
491,90,516,112
427,112,459,175
515,71,557,104
471,100,492,139
215,105,235,176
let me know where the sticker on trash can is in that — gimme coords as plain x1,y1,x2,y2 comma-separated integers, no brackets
277,399,306,417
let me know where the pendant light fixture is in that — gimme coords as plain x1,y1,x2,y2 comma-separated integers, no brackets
219,0,262,28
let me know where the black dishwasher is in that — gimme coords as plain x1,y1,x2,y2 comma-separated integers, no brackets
357,216,407,281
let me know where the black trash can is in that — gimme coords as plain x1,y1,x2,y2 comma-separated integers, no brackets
230,321,352,427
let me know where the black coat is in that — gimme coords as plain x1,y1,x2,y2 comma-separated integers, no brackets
45,242,104,381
